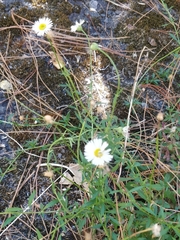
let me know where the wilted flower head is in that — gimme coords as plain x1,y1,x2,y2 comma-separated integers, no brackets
84,138,113,166
32,17,53,36
151,223,161,238
71,19,84,32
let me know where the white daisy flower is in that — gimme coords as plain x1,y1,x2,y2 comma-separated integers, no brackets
71,19,84,32
84,138,113,166
151,223,161,237
32,17,53,36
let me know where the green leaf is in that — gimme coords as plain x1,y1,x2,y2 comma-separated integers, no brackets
129,186,143,193
142,207,156,216
77,217,86,231
169,33,179,43
24,140,38,149
28,190,36,206
2,215,17,228
5,207,23,213
174,226,180,237
137,190,148,201
164,190,176,204
36,228,43,240
43,199,59,210
151,183,164,191
108,216,121,227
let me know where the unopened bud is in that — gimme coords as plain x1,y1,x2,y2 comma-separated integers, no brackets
156,112,164,121
43,115,54,124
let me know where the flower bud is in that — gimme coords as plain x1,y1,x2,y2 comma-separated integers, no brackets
156,112,164,121
43,115,54,124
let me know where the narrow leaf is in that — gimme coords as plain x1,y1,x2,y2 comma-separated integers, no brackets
5,207,23,213
36,228,43,240
2,215,17,228
28,190,36,206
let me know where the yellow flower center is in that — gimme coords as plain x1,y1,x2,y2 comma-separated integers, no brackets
39,23,47,31
94,148,103,158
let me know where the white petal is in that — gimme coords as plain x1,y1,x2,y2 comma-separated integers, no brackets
93,138,102,148
91,157,104,166
101,141,108,151
79,19,85,25
70,25,76,32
